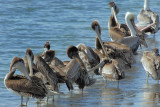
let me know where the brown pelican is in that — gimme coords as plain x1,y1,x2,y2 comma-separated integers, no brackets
24,48,48,83
136,0,159,35
66,45,97,90
41,42,66,68
41,41,50,57
109,2,148,50
76,43,101,76
42,50,74,91
92,20,135,69
92,20,125,85
141,48,160,82
4,57,47,106
25,48,60,102
108,3,148,54
108,1,130,35
42,47,106,91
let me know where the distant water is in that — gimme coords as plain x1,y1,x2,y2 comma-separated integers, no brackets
0,0,160,107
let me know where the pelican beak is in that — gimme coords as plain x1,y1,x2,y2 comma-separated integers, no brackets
111,7,120,28
26,55,33,76
95,25,107,56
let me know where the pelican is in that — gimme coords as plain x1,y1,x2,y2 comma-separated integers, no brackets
41,41,50,57
42,50,74,91
92,20,125,86
66,45,97,90
4,57,47,106
41,41,66,68
92,20,135,69
108,3,147,54
141,48,160,82
25,48,60,102
42,46,107,91
108,2,148,52
108,1,130,36
24,48,49,84
137,0,159,35
76,43,101,76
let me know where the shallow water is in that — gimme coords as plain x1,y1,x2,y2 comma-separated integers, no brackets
0,0,160,107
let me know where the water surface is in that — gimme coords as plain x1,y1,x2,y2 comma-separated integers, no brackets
0,0,160,107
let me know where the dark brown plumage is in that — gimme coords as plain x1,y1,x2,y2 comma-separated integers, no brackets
4,57,47,106
92,20,134,68
41,41,50,57
66,45,96,89
77,44,100,75
34,55,59,92
44,41,50,50
43,47,96,91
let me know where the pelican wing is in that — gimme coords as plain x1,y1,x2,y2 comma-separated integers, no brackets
86,46,100,75
62,59,81,83
51,57,65,68
154,56,160,70
86,46,100,63
35,55,59,92
103,41,134,64
94,48,104,60
109,26,127,41
117,36,139,48
5,75,47,99
112,59,125,79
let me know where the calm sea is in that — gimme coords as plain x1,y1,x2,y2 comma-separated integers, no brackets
0,0,160,106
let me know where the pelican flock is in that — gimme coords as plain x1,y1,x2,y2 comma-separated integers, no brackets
4,0,160,106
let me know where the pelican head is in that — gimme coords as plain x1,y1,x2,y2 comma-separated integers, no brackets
92,20,108,56
76,43,86,51
67,45,79,59
43,50,56,62
109,1,119,14
125,12,137,36
125,12,135,22
92,20,101,36
26,48,34,61
44,41,50,52
44,41,50,49
10,57,31,80
152,48,159,56
10,57,24,72
25,48,34,76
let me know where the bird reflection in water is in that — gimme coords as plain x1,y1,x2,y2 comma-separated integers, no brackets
142,83,160,106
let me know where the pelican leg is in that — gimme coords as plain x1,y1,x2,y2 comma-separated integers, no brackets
25,97,29,106
146,72,149,83
81,89,84,97
58,83,60,89
105,80,107,88
21,96,23,106
52,95,54,102
117,80,119,88
46,96,49,103
70,90,73,96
